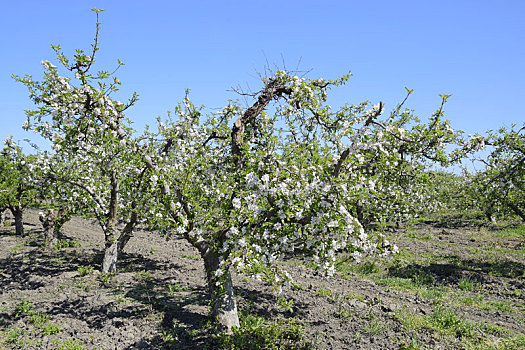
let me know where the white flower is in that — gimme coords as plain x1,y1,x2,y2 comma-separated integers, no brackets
232,197,241,209
327,220,338,228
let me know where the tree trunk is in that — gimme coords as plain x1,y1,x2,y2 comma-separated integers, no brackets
10,207,24,236
507,202,525,222
484,211,497,224
201,246,240,333
40,209,59,247
102,239,119,273
102,223,135,273
0,208,5,226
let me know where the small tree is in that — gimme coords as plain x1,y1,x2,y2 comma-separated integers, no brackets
14,9,152,272
467,125,525,222
0,138,40,236
144,72,463,331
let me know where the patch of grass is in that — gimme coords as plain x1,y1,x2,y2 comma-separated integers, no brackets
334,304,353,319
41,322,61,335
316,288,333,297
482,300,514,312
361,313,385,336
377,276,419,291
345,292,366,302
431,305,474,338
166,282,188,296
217,312,314,350
493,225,525,239
14,299,34,318
133,269,152,283
29,312,49,327
458,276,477,291
406,229,434,241
4,326,26,344
52,339,86,350
77,265,94,277
180,253,200,260
53,238,81,249
98,272,115,286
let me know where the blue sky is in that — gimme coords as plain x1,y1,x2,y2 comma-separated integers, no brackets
2,0,524,156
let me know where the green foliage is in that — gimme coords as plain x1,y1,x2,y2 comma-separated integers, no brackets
458,276,477,291
316,288,333,297
53,238,81,250
217,313,313,350
98,272,115,286
53,339,86,350
133,269,152,283
4,327,26,344
40,322,61,336
14,299,34,318
77,265,94,276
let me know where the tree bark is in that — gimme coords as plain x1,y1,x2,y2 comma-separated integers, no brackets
40,209,59,247
201,245,240,333
10,207,24,236
0,208,5,226
101,218,136,273
507,202,525,222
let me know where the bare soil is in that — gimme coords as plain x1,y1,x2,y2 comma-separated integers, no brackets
0,209,524,349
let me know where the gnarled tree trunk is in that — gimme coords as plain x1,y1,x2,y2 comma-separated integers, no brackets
200,244,240,333
40,208,70,248
40,209,59,247
101,217,136,273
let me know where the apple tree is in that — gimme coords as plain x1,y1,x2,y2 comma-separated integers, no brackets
14,9,153,272
143,71,463,331
0,138,40,236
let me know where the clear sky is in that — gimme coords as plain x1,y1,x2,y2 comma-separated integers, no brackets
2,0,524,155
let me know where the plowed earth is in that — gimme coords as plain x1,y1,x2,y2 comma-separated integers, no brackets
1,209,524,349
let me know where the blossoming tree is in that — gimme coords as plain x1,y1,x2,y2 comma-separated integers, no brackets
0,139,40,236
143,71,463,331
14,9,152,272
467,124,525,222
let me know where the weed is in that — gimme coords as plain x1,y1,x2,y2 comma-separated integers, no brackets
77,265,94,277
14,299,34,318
167,282,188,296
53,339,86,350
180,253,200,260
291,282,305,291
334,304,353,319
362,313,385,336
133,269,152,283
29,312,49,327
98,272,115,286
53,238,81,249
217,312,313,349
431,305,473,338
41,322,61,335
316,288,333,297
10,242,27,255
5,327,25,343
458,276,477,291
277,296,294,313
399,336,424,350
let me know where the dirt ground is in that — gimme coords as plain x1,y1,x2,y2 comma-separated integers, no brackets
0,209,524,349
